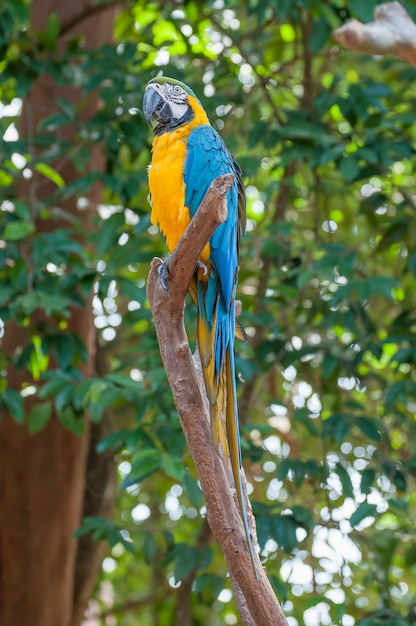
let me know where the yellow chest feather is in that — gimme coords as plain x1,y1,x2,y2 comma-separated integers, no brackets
148,97,210,258
148,129,189,253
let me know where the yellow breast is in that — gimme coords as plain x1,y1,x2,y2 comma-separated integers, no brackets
149,128,189,253
148,96,210,259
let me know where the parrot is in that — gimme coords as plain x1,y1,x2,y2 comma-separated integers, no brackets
143,76,257,576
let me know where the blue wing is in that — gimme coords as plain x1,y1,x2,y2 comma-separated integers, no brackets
183,125,257,577
184,125,245,360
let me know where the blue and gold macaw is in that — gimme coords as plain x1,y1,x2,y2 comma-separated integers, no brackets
143,76,256,575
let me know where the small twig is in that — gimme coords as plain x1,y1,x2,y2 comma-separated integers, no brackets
146,175,288,626
95,588,175,619
333,1,416,66
59,0,126,37
300,12,313,111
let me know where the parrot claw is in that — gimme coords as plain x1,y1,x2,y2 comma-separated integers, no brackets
158,259,170,296
196,260,208,276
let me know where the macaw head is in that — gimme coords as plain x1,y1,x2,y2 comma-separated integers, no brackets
143,76,207,135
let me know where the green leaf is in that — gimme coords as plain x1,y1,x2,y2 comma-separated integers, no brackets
4,220,35,241
292,460,307,486
58,405,85,436
335,462,354,498
183,472,203,508
143,532,158,564
70,333,88,364
339,155,360,182
350,502,378,527
38,371,73,399
405,543,416,566
105,372,140,390
276,458,292,481
56,96,75,119
198,546,212,571
290,505,314,530
52,333,73,370
273,516,297,552
358,615,408,626
82,379,108,405
391,468,407,492
308,16,331,53
13,200,31,220
269,574,288,604
117,277,146,301
34,162,65,188
45,12,60,42
360,468,375,494
54,383,74,413
27,401,52,434
293,407,319,436
322,413,351,441
73,516,134,553
388,498,408,512
348,0,379,23
1,389,24,424
195,573,224,599
355,417,381,442
38,113,71,130
96,211,125,256
96,429,131,453
368,276,398,300
278,120,335,144
121,448,162,488
161,454,184,482
12,291,69,317
173,543,198,582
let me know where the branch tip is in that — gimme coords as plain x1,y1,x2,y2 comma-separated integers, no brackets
212,172,235,196
333,1,416,65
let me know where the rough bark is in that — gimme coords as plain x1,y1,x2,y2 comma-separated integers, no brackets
334,1,416,66
146,175,288,626
70,417,117,626
0,2,119,626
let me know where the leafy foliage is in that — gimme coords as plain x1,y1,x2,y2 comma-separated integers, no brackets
2,0,416,624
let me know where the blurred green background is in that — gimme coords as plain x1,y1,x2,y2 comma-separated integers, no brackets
1,1,416,625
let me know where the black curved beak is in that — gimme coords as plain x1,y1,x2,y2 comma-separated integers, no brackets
143,85,173,132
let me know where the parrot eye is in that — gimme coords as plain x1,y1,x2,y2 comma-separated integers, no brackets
167,83,187,104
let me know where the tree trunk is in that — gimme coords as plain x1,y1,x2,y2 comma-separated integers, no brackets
0,2,119,625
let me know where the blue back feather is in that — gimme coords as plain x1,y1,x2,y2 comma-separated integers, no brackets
184,125,242,372
183,122,257,577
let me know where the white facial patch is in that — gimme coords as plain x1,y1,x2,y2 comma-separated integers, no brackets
168,100,189,120
161,83,189,121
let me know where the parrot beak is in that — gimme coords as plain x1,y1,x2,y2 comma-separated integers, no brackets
143,84,174,131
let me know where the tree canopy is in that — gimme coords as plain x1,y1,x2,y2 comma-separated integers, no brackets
1,1,416,625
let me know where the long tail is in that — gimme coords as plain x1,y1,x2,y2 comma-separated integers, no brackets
223,346,258,578
195,290,257,578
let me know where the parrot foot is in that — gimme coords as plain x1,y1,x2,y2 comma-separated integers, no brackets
158,259,170,296
196,260,208,276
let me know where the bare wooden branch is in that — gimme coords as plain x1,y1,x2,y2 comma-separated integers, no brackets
158,173,231,306
146,175,288,626
333,1,416,66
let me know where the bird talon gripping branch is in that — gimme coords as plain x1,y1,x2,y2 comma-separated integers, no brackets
196,259,208,276
144,76,257,578
157,259,170,297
